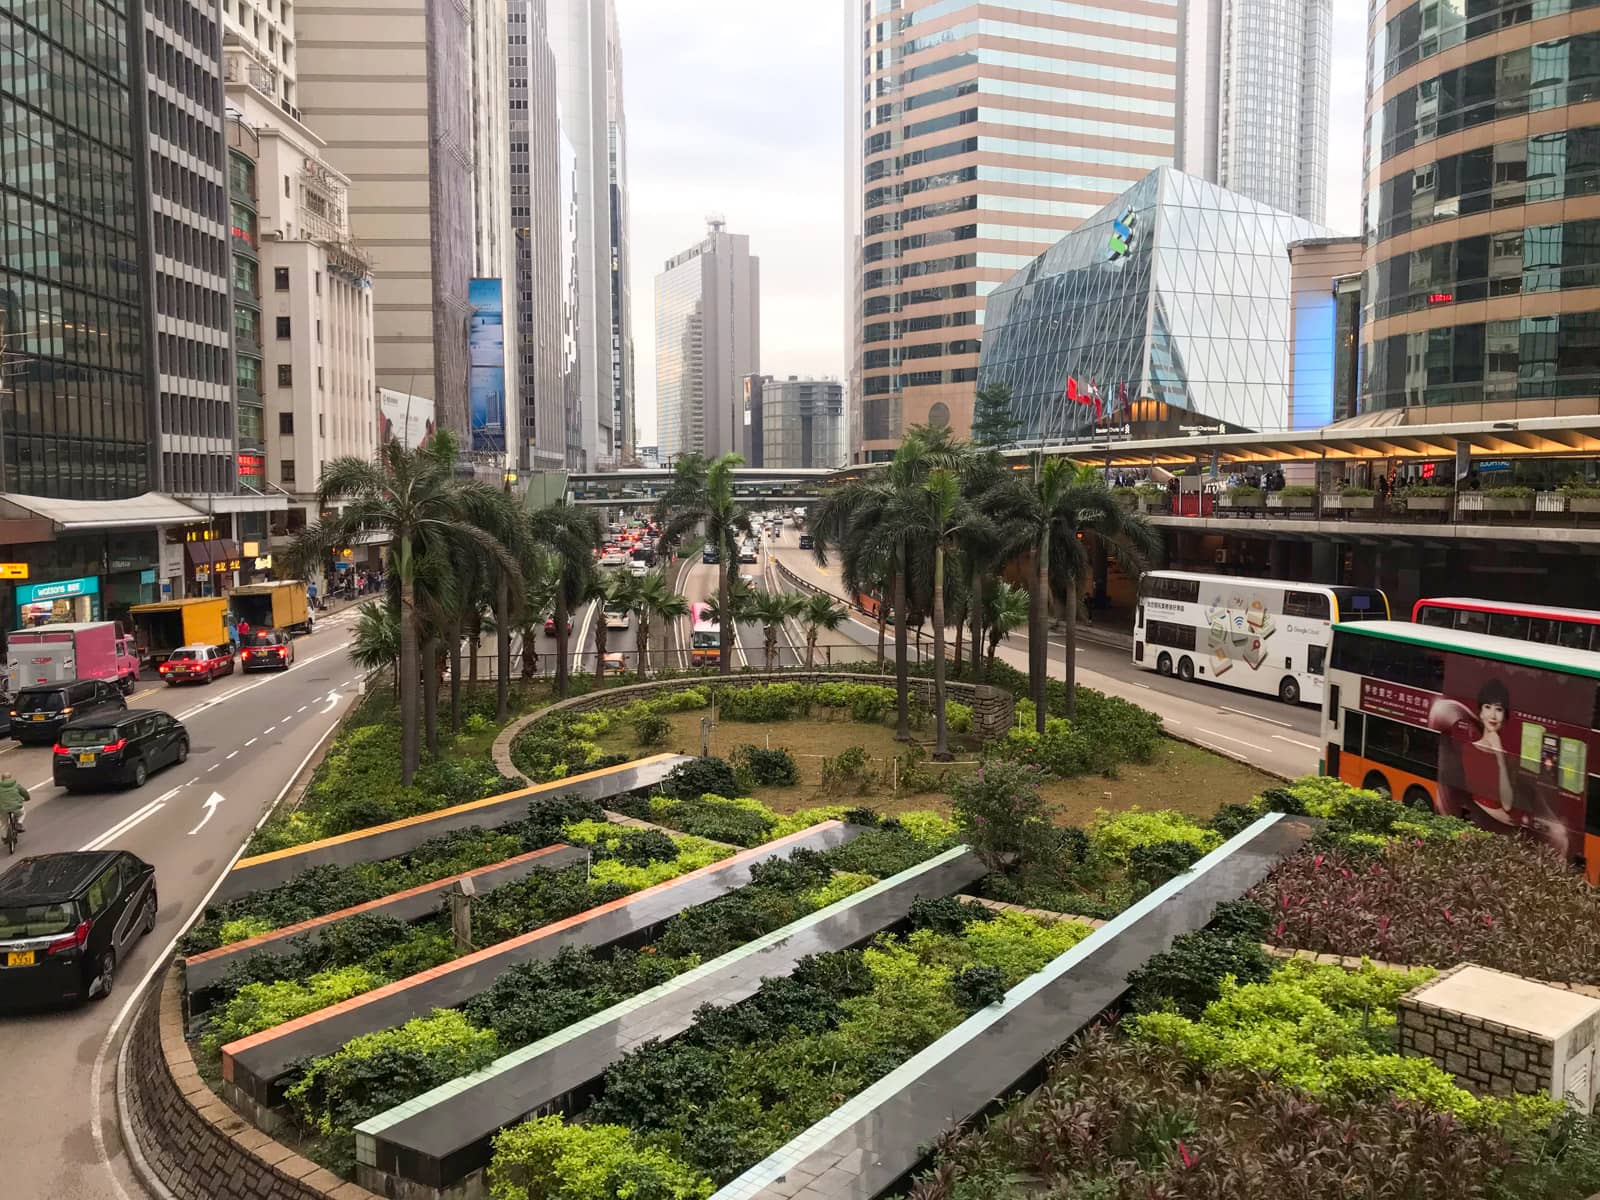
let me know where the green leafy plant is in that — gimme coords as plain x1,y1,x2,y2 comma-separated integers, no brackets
819,745,874,795
200,966,383,1056
1278,484,1318,498
1223,485,1262,501
488,1115,713,1200
1087,808,1221,864
1338,485,1375,497
633,712,672,747
951,759,1056,871
1560,476,1600,499
730,744,799,787
661,757,740,801
1399,483,1456,498
1125,838,1203,889
1123,928,1275,1018
1483,486,1534,499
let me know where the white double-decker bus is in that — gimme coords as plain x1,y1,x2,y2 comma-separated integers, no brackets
1132,570,1390,705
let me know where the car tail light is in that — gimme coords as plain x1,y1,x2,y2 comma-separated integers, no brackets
102,738,126,754
159,663,170,673
52,743,67,755
47,920,91,956
276,647,286,657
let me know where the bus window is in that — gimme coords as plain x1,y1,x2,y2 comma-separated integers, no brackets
1556,620,1591,650
1343,710,1365,755
1284,591,1330,620
1488,612,1528,640
1363,713,1440,777
1455,608,1488,635
1416,604,1453,628
1307,644,1326,676
1332,588,1386,621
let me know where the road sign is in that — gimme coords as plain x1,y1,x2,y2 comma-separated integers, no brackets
0,563,28,580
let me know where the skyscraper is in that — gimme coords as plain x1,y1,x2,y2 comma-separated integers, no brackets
655,220,760,463
549,0,632,468
846,0,1181,462
1178,0,1331,224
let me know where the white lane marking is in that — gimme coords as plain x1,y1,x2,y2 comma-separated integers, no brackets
226,750,239,759
1195,727,1269,754
1218,705,1294,729
1273,734,1319,751
173,638,354,721
206,763,219,772
91,707,350,1198
264,725,276,734
80,788,180,851
281,714,293,722
298,705,308,713
186,791,226,836
1193,737,1253,765
244,737,257,747
1134,682,1152,690
319,689,341,715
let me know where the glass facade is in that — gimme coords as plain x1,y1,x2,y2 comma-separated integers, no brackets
978,169,1330,442
1,0,153,499
1373,0,1600,87
1364,314,1600,410
228,142,262,475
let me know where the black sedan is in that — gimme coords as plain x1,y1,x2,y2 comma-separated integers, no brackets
52,709,190,791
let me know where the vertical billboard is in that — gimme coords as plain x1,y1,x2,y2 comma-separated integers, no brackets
468,278,507,454
378,388,437,450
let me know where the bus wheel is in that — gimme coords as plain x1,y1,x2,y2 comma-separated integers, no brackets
1177,657,1195,682
1278,677,1301,705
1402,786,1434,813
1156,652,1173,676
1362,772,1391,799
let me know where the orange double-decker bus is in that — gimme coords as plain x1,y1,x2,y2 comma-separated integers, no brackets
1323,620,1600,884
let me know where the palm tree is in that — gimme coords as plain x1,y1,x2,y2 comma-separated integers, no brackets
746,589,803,672
349,598,400,685
984,581,1029,671
992,456,1159,726
797,593,846,669
629,570,689,675
287,432,521,784
660,453,753,677
957,448,1015,677
527,501,603,697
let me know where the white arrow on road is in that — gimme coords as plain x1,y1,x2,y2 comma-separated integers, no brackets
187,791,226,836
319,688,341,714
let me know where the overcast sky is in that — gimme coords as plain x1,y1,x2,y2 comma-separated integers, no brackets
617,1,1368,446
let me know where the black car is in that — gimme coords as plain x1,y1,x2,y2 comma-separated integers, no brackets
52,710,190,791
0,850,156,1006
798,534,814,550
10,679,127,746
241,628,294,671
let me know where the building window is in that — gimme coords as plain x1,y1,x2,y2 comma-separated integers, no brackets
276,316,291,338
280,460,296,484
317,366,324,389
315,318,322,343
277,364,292,386
274,266,289,290
314,271,321,295
279,412,294,434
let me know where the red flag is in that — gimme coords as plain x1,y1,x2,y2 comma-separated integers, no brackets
1066,376,1079,404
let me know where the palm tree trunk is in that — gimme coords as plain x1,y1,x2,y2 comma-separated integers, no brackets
765,627,776,672
875,603,887,668
423,635,441,756
805,629,817,669
953,607,964,680
593,611,608,685
494,577,510,722
554,587,571,697
448,621,462,733
1063,591,1079,721
719,558,733,677
969,568,985,679
893,550,910,742
1032,539,1049,734
398,542,420,786
636,615,649,676
467,611,481,687
933,545,950,760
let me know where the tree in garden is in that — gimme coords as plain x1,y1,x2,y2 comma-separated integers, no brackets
992,455,1160,727
628,570,689,675
969,381,1018,448
582,571,625,681
287,431,522,785
951,758,1059,871
955,446,1017,677
702,572,755,634
984,582,1030,672
660,453,753,677
746,590,804,672
797,593,846,669
349,598,399,686
526,501,603,698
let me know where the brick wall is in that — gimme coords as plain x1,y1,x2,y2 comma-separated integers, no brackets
122,965,376,1200
1397,964,1554,1098
493,673,1015,782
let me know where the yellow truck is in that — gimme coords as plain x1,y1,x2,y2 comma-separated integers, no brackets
228,581,313,636
128,597,231,667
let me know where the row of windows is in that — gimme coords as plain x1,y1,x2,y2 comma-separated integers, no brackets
864,165,978,211
1368,126,1600,244
863,338,981,367
1374,34,1600,166
151,149,225,225
162,451,234,497
861,366,978,395
0,273,145,377
862,310,978,343
143,25,221,117
864,223,975,262
149,0,220,58
1363,312,1600,410
2,105,140,231
1373,0,1598,87
892,19,1177,65
1143,619,1197,651
145,66,222,166
1417,602,1600,651
156,331,228,385
9,435,150,500
3,194,143,309
898,0,1176,36
863,279,982,317
2,21,134,157
159,393,231,442
1369,217,1600,320
866,135,976,180
864,193,976,236
6,364,147,442
153,209,228,277
2,0,130,87
155,270,227,332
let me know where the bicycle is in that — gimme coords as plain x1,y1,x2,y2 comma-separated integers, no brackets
2,809,19,855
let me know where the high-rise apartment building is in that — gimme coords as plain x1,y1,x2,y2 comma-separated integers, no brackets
1359,0,1600,422
139,0,236,496
745,376,845,470
511,0,567,471
655,220,761,463
549,0,632,468
847,0,1180,462
1177,0,1331,224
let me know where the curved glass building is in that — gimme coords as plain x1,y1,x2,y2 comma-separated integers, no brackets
978,168,1329,443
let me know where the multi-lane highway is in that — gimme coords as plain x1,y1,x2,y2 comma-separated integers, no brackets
0,606,367,1200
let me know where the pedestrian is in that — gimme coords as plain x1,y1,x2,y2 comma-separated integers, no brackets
227,616,240,654
0,772,30,834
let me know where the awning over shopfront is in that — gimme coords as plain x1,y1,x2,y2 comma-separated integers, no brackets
185,539,243,570
0,491,208,532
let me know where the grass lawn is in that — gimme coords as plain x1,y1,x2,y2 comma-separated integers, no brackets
594,710,1278,826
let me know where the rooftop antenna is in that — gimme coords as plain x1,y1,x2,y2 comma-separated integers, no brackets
706,212,726,235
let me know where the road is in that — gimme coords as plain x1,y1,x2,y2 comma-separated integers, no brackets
764,527,1320,779
0,606,366,1200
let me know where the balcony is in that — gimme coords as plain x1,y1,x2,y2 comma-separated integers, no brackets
231,231,258,258
233,279,258,305
233,329,261,356
234,385,263,410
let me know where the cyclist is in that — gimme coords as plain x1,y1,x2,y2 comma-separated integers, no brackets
0,772,29,837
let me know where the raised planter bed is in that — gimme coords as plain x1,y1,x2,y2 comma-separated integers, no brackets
219,820,863,1111
1265,494,1315,511
1399,495,1451,514
711,812,1317,1200
1570,496,1600,515
182,843,589,1003
353,844,991,1196
215,753,690,902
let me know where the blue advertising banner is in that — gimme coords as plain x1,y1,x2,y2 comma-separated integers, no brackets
468,278,506,454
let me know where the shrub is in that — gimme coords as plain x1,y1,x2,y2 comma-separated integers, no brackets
648,794,777,847
819,745,874,795
1279,484,1318,498
488,1115,713,1200
951,965,1006,1012
713,683,810,722
907,895,993,935
1484,485,1534,499
992,704,1161,779
523,793,607,845
199,965,383,1056
1340,485,1375,497
812,682,895,722
608,828,679,867
661,757,740,802
634,712,671,747
730,744,799,787
1208,898,1272,940
944,701,973,735
652,687,710,713
1123,929,1275,1018
1206,802,1262,839
1087,808,1221,865
1125,838,1203,890
951,759,1057,870
218,916,273,945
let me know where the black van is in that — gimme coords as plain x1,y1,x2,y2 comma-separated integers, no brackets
10,679,127,746
0,851,157,1006
52,709,190,791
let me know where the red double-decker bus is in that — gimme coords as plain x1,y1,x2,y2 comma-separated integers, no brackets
1412,597,1600,653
